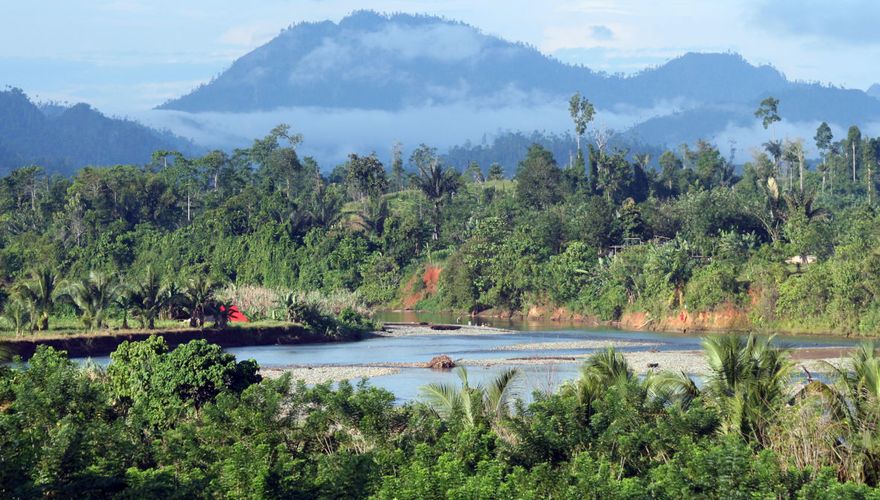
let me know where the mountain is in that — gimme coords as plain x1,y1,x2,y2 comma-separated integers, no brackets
159,11,594,112
161,11,796,114
0,88,197,175
155,11,880,163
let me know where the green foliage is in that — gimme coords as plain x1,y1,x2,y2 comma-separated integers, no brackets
1,341,880,496
685,261,744,311
106,336,260,428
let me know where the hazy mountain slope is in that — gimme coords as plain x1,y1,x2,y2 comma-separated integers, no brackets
0,88,196,174
160,11,599,112
155,10,880,159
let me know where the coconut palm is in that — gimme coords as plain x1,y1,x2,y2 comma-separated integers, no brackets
660,334,793,445
15,266,59,331
64,271,122,330
182,275,218,328
410,146,459,241
2,298,33,336
823,343,880,483
419,366,519,427
128,266,177,329
561,348,634,407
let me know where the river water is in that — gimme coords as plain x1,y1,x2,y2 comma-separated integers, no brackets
73,313,861,403
224,313,857,402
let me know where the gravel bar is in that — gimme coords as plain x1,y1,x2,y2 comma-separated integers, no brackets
491,340,660,351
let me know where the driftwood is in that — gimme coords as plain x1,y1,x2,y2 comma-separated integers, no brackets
426,355,455,369
429,324,461,331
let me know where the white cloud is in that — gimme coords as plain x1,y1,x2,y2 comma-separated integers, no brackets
218,23,280,48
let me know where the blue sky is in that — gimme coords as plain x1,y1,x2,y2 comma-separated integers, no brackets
2,0,879,114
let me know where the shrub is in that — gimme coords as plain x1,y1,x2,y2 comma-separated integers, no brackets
685,261,744,311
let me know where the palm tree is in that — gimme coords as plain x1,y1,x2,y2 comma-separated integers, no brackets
823,343,880,483
64,271,121,330
182,275,218,328
783,189,830,224
15,266,59,331
662,334,793,445
352,197,388,237
411,150,459,241
2,298,33,336
128,266,176,329
561,348,634,407
419,366,519,427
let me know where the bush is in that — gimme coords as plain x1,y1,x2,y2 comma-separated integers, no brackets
685,261,744,311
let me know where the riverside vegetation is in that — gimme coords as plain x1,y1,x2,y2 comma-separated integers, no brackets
3,97,880,337
2,335,880,497
3,95,880,496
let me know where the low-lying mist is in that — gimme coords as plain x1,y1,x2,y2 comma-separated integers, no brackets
136,98,875,168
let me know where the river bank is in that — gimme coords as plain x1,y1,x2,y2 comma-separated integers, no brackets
0,323,342,359
383,305,877,339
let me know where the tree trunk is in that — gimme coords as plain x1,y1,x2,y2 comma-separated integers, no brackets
432,202,441,241
798,150,804,192
853,143,857,182
187,191,191,222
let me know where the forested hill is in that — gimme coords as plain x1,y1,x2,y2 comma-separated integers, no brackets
158,11,880,136
0,88,197,175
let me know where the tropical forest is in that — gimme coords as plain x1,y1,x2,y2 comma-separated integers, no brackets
4,4,880,499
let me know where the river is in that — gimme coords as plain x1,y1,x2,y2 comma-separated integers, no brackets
72,313,861,403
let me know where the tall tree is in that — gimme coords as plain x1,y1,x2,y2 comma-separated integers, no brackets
756,97,782,176
568,92,595,158
814,122,833,195
847,125,862,183
345,153,388,203
390,142,405,192
515,144,563,208
755,97,781,131
410,144,459,241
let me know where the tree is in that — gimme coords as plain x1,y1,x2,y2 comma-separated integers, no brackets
2,298,32,336
847,125,862,183
487,162,504,181
815,122,833,194
465,161,485,183
128,266,176,329
755,97,780,131
182,275,219,328
346,153,388,203
568,92,595,156
561,348,634,408
823,343,880,483
781,139,805,192
658,150,683,195
64,271,121,330
660,334,792,445
199,150,229,193
390,142,405,192
515,144,563,208
14,266,59,331
419,366,519,428
410,144,459,241
862,137,879,204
